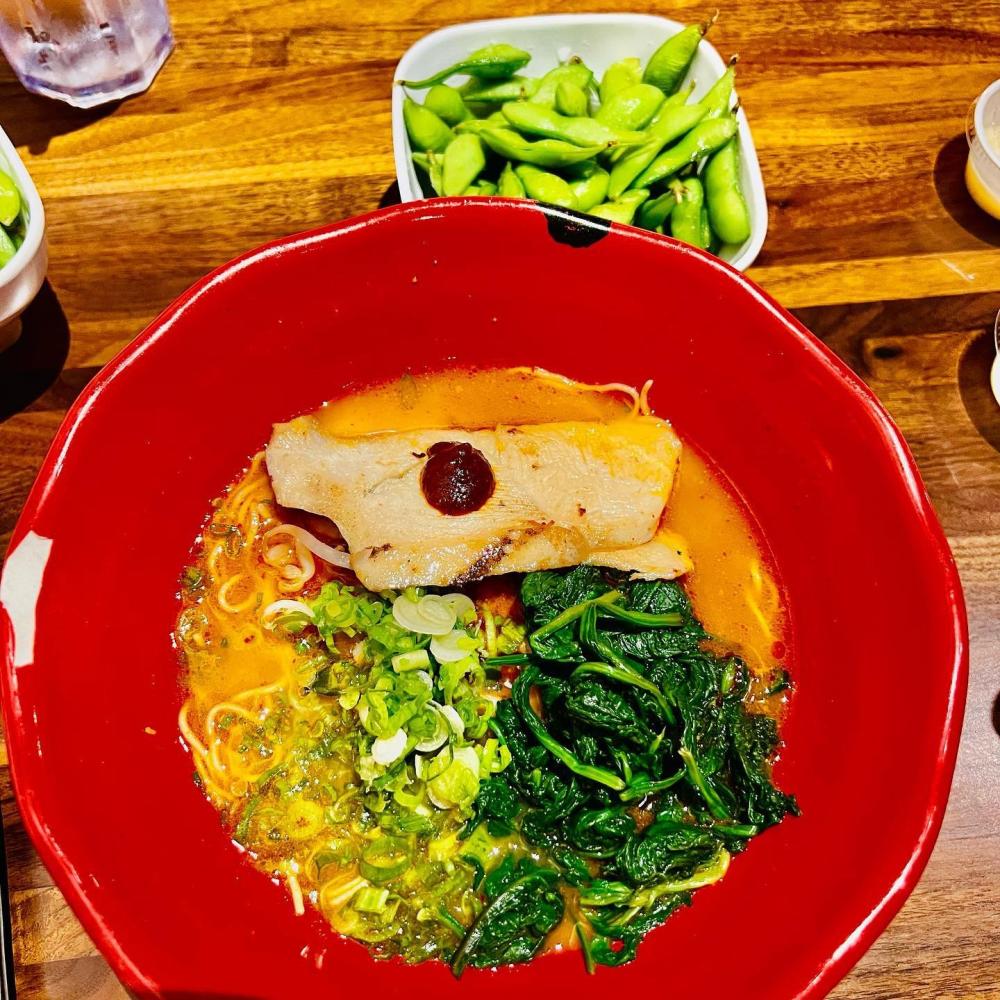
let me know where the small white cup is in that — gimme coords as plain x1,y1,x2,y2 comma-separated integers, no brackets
965,78,1000,220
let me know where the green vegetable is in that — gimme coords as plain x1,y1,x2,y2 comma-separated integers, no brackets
392,648,431,672
360,836,412,884
423,83,472,125
442,133,486,196
514,163,578,209
567,163,610,212
461,75,540,104
587,188,649,225
480,127,604,168
606,102,708,199
497,161,526,198
661,80,696,108
354,886,392,913
704,137,752,245
412,150,443,196
402,44,532,88
599,57,642,104
633,115,738,189
476,567,797,971
451,856,564,973
670,176,711,250
594,82,665,131
402,97,452,152
700,55,738,119
637,189,677,232
554,80,589,117
529,60,594,108
501,100,645,148
642,17,715,95
0,171,20,227
463,180,498,196
401,32,754,261
513,664,625,790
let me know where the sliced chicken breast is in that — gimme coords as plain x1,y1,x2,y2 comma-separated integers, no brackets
266,415,684,590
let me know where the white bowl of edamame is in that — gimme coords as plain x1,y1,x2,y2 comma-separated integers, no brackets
392,13,767,272
0,124,47,347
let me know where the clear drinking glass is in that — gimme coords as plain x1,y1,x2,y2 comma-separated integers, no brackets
0,0,172,108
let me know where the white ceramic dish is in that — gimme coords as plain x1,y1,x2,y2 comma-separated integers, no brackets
392,13,767,271
0,125,47,346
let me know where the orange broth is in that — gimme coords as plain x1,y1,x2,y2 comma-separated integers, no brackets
176,367,785,962
317,367,783,678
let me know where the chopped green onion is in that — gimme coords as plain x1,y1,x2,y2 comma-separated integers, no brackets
391,648,432,672
359,836,412,884
354,886,391,913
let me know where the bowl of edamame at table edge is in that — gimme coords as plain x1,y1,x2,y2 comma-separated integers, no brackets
0,122,47,345
392,13,767,271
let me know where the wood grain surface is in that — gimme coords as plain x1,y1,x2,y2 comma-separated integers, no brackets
1,1,999,997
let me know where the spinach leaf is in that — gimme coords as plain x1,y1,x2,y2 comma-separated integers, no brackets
726,707,800,826
587,892,691,966
521,565,612,623
563,677,654,746
463,778,520,837
565,807,634,857
462,566,798,975
451,857,564,973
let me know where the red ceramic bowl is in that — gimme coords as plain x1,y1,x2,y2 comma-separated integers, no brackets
0,200,967,999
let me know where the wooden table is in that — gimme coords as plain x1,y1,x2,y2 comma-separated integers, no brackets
0,1,998,996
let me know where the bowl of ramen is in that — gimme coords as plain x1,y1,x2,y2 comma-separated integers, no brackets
0,200,966,999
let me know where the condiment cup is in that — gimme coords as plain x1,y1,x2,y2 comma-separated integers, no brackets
965,78,1000,220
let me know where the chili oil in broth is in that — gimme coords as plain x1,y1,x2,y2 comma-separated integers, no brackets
174,367,786,960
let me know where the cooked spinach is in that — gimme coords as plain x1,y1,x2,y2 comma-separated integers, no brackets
451,856,565,974
455,566,797,974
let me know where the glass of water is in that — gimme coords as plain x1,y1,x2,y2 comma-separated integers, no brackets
0,0,173,108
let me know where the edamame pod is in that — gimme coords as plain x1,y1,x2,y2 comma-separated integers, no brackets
701,205,715,249
462,75,540,103
567,164,610,211
700,57,737,120
589,188,650,225
501,101,645,148
498,161,526,197
464,180,498,196
594,83,665,131
402,44,531,88
514,164,578,209
555,80,589,117
669,177,710,249
607,102,708,198
0,172,19,227
479,127,605,167
637,190,677,232
411,151,444,195
704,137,751,244
633,115,737,188
423,84,472,126
530,61,595,108
455,117,496,136
403,97,453,153
442,134,486,196
643,16,715,94
0,225,16,266
599,57,642,104
661,81,696,109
